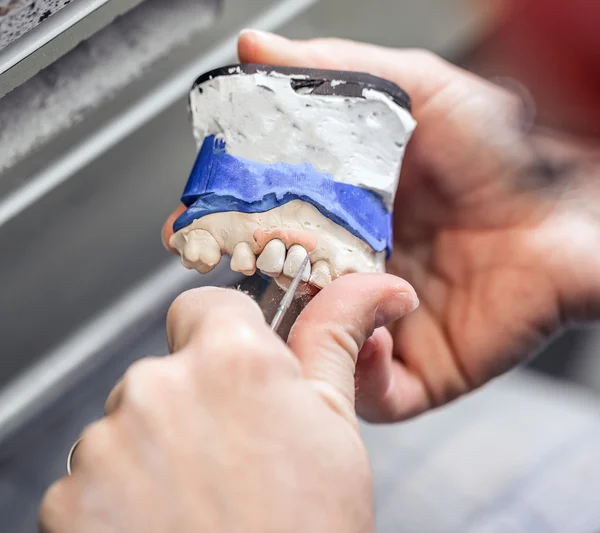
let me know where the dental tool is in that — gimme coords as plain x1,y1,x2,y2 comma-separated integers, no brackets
270,254,311,333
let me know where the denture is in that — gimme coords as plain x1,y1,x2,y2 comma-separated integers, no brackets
169,64,416,288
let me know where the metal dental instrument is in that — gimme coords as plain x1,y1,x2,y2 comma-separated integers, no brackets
270,254,311,333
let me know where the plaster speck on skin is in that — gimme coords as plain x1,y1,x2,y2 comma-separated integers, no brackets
189,73,416,207
267,70,309,80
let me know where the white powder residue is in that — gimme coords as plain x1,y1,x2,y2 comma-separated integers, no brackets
268,70,309,79
190,72,416,206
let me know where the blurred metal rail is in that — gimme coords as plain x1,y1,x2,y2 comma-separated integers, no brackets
0,0,148,96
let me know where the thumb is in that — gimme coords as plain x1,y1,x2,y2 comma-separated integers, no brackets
288,273,418,425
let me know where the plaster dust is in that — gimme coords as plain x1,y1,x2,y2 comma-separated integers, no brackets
169,199,386,287
189,71,417,207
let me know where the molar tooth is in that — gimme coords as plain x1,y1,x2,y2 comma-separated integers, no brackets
283,244,311,281
310,261,332,289
183,229,221,273
181,255,213,275
180,256,195,270
230,242,256,276
256,239,286,277
170,233,186,255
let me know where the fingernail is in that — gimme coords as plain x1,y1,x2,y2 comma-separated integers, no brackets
375,291,419,328
239,28,286,42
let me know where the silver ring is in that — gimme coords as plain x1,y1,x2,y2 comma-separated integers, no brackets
66,437,82,476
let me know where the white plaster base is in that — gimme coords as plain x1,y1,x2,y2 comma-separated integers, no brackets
190,70,416,207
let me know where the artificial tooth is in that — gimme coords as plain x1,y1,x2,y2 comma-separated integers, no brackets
180,256,195,271
256,239,286,276
310,260,332,289
183,229,221,273
230,242,256,276
283,244,311,281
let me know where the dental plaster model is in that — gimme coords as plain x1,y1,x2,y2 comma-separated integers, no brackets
169,64,416,289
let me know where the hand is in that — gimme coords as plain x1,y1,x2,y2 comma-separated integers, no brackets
40,274,418,533
237,31,600,421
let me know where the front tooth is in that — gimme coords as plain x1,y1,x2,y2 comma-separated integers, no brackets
183,229,221,273
283,244,311,281
256,239,286,276
230,242,256,276
310,260,332,289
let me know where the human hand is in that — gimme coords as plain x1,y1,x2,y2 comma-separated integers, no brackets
237,30,600,422
40,274,418,533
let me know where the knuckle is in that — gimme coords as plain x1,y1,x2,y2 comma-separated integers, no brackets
228,322,267,351
203,320,264,360
40,480,65,516
125,357,164,386
39,481,67,533
208,324,290,383
120,357,181,413
75,420,114,468
242,351,291,385
224,352,280,387
167,288,263,352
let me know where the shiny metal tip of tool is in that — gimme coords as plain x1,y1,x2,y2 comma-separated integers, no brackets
270,254,311,333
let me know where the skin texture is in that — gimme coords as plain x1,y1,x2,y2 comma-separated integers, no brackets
228,31,600,422
39,275,418,533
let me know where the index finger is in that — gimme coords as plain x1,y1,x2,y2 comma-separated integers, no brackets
237,31,456,112
166,287,274,353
